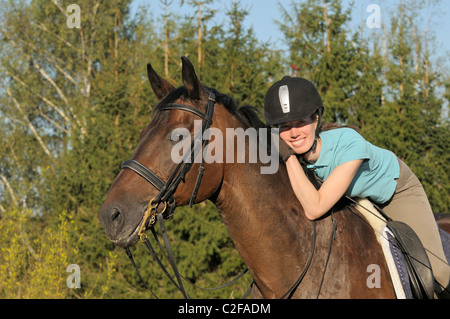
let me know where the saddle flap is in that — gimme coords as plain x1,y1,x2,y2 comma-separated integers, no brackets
387,220,435,299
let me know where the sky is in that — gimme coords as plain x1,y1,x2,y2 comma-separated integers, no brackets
131,0,450,64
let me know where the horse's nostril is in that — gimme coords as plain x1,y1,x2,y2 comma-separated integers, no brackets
111,209,121,222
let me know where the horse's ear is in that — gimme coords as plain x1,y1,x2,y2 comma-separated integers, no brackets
181,56,204,101
147,63,175,100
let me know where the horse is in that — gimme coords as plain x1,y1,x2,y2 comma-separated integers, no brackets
436,214,450,234
99,57,446,298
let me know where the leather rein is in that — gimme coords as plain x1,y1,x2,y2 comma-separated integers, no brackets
121,91,251,298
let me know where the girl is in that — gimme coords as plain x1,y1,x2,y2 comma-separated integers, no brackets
264,76,449,298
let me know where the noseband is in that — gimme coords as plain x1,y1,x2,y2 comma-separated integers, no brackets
121,90,216,238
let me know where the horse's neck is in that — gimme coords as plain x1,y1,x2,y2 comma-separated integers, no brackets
214,159,309,240
212,119,313,297
213,113,307,232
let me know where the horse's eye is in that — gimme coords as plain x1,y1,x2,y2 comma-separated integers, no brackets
169,128,189,143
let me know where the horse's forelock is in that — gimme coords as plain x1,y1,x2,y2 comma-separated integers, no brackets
152,86,188,114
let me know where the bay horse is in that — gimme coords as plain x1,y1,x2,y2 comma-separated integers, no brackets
99,57,443,298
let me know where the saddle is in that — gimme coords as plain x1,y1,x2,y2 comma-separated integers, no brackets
355,199,435,299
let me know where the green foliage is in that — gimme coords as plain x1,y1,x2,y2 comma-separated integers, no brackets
278,0,369,123
0,0,448,299
0,210,82,298
359,0,449,213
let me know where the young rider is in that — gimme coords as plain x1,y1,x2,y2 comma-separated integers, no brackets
264,76,449,298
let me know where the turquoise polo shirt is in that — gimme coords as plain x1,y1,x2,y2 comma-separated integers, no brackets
306,128,400,204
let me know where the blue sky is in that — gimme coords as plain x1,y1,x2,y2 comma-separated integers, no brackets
131,0,450,69
248,0,448,53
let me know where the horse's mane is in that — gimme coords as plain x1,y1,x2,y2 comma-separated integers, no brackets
154,85,268,130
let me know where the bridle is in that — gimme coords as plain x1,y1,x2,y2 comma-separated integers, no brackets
122,90,216,228
121,90,249,299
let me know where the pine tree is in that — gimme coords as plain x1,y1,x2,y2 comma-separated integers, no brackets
204,0,284,108
278,0,374,124
180,0,217,78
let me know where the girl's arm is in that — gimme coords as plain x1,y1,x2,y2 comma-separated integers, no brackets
285,156,363,220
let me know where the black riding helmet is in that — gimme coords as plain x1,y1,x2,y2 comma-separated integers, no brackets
264,76,324,135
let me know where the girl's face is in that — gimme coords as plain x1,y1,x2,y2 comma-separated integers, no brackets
279,116,318,154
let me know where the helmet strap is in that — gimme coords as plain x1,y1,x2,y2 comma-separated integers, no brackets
300,136,318,156
300,111,321,156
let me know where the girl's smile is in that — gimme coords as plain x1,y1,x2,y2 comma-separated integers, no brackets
279,116,318,155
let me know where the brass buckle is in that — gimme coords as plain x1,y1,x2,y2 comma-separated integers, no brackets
138,198,167,242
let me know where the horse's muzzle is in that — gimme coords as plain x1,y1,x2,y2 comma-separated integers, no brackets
99,202,143,248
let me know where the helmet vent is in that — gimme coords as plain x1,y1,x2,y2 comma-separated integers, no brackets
278,85,290,114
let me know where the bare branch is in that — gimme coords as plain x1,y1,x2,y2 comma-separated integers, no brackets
34,22,78,52
5,87,54,160
50,0,68,16
37,108,68,134
32,60,68,104
7,71,72,126
0,174,18,207
1,26,79,88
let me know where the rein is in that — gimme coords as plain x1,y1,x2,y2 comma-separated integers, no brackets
121,91,251,298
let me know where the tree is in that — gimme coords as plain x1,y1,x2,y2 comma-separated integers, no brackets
364,0,449,213
0,0,156,298
180,0,217,78
205,0,284,107
278,0,375,124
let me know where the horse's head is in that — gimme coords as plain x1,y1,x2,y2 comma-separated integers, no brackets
99,57,228,247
